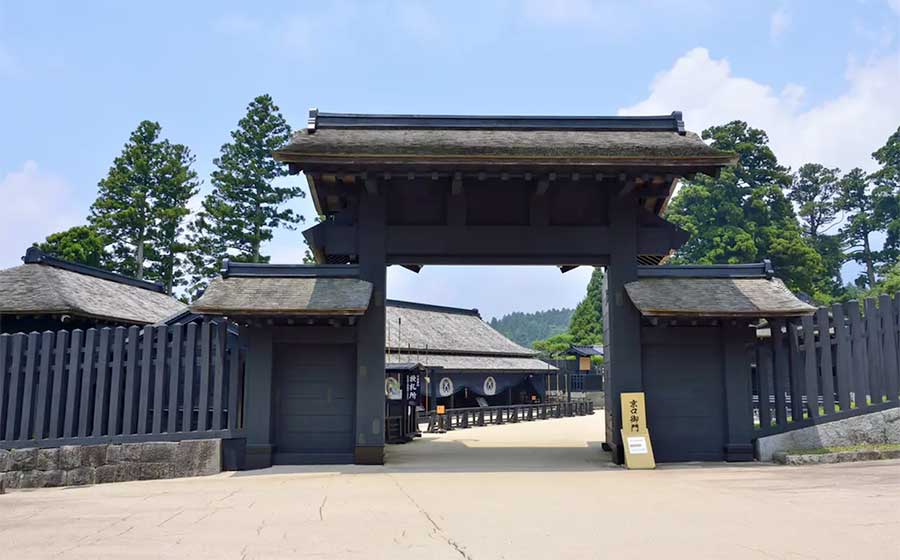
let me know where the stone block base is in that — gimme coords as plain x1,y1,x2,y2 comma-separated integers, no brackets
0,439,223,490
755,408,900,461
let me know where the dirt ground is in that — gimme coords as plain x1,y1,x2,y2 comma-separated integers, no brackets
2,414,899,559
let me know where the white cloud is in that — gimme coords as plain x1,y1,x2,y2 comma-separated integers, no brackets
0,162,84,268
619,47,900,172
889,0,900,16
770,6,791,41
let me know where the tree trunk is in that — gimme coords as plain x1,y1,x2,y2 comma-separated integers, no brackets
252,224,261,263
135,230,145,281
863,233,876,287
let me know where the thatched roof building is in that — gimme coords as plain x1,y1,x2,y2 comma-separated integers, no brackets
0,248,185,333
385,300,552,373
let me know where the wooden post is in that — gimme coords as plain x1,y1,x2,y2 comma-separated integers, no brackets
605,186,642,464
832,303,852,412
244,326,273,468
722,324,754,461
817,308,836,414
355,179,387,465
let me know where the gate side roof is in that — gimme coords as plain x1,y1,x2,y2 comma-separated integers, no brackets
625,263,816,318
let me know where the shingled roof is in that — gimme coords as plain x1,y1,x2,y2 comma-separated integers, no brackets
0,248,185,324
275,111,736,169
190,263,373,316
625,262,816,318
385,300,553,372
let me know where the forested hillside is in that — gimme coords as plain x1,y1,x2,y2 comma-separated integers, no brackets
489,308,573,347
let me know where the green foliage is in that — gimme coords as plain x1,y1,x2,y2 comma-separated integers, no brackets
489,307,573,347
531,332,575,359
788,163,843,299
867,262,900,297
89,120,199,293
836,168,883,288
872,126,900,272
789,163,841,238
189,94,304,296
34,225,108,269
667,121,826,297
568,267,604,346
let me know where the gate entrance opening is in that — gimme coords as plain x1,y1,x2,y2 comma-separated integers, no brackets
271,110,736,465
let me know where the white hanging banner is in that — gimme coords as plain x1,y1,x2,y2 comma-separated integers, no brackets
483,376,497,396
438,377,454,397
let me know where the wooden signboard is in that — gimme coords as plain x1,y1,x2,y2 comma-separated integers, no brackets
578,356,591,371
620,392,656,469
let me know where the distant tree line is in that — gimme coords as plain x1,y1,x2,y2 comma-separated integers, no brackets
489,307,573,348
35,94,305,299
530,267,605,359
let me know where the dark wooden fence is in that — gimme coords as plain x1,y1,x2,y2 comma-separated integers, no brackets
753,295,900,437
426,400,594,432
0,321,244,449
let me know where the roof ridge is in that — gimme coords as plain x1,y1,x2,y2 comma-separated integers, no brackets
385,346,537,358
22,247,166,293
386,299,480,316
306,109,686,135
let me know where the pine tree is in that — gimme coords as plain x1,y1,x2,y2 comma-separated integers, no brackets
145,142,200,293
837,168,883,288
189,94,304,295
568,267,604,346
872,126,900,273
787,163,843,298
666,121,825,296
89,120,198,292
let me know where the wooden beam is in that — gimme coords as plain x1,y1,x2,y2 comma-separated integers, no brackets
303,220,689,264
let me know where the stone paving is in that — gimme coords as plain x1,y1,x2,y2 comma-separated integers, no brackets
2,415,899,559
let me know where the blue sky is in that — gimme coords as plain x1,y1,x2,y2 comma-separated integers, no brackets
2,1,899,319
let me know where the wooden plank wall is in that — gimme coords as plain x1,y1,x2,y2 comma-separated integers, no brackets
753,295,900,436
0,321,243,447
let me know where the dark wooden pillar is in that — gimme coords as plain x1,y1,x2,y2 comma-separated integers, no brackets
244,326,274,469
722,323,755,461
355,182,387,464
604,187,643,464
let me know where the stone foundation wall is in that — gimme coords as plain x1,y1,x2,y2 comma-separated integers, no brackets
755,407,900,462
0,439,222,490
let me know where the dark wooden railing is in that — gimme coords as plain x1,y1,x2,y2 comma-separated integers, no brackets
752,295,900,437
0,321,244,449
426,400,594,432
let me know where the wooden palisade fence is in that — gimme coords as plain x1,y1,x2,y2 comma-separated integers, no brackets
753,294,900,437
0,321,243,449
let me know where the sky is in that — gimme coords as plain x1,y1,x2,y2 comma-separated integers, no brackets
2,1,900,320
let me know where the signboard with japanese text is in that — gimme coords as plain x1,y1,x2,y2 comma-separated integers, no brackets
620,392,655,469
